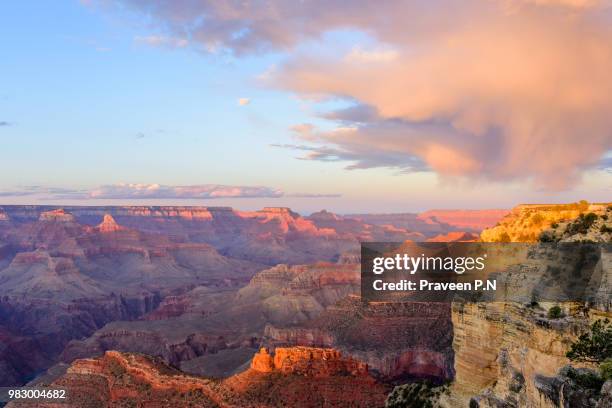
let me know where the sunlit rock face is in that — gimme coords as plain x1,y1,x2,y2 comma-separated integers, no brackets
480,202,610,243
96,214,124,233
11,349,390,408
449,202,612,407
251,346,369,377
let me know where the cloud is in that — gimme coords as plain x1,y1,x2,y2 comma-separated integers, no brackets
599,155,612,173
100,0,612,189
238,97,250,106
0,184,340,200
135,35,188,48
109,0,609,55
0,121,12,127
87,184,283,199
0,186,88,197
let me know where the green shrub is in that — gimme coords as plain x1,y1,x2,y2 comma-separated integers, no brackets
539,231,556,243
600,225,612,234
385,382,447,408
600,358,612,381
565,367,604,390
548,306,563,319
567,319,612,364
567,212,598,235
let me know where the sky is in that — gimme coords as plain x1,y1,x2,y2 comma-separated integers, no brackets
0,0,610,214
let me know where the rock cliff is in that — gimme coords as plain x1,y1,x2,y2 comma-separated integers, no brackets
10,349,390,407
450,202,612,407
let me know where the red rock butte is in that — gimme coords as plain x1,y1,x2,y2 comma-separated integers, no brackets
251,346,369,377
96,214,124,233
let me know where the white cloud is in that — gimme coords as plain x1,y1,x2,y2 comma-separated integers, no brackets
135,35,188,48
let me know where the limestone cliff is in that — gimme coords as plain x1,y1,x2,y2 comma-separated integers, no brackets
450,202,612,407
480,202,609,243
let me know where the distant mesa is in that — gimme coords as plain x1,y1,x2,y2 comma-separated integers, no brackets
260,207,300,217
418,209,509,232
96,214,124,233
309,209,341,221
0,209,9,222
38,209,76,222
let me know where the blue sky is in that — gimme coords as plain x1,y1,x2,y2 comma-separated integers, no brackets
0,1,610,213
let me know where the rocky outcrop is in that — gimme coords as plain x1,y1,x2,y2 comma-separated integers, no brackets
264,297,455,381
444,202,612,407
60,327,245,368
529,366,609,408
251,346,369,377
96,214,124,233
10,350,390,407
539,205,612,243
38,209,76,223
449,300,612,406
480,202,609,242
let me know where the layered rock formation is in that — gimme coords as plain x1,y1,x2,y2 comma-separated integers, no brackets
0,210,264,386
449,202,612,407
480,202,608,243
4,202,608,407
10,349,390,408
250,347,368,377
57,261,360,378
263,296,455,381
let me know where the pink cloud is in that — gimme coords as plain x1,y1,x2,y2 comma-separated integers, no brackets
100,0,612,189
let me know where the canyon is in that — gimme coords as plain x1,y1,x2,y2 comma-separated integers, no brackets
1,203,610,407
0,205,498,388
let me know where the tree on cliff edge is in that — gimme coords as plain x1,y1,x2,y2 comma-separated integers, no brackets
566,319,612,364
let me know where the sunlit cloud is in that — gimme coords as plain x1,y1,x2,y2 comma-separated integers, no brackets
238,97,251,106
98,0,612,190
